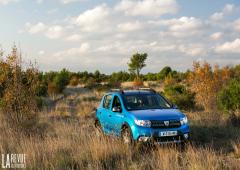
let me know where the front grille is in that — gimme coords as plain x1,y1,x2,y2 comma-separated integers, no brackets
151,120,181,128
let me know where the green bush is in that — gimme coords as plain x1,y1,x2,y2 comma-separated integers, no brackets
53,69,70,93
164,84,195,110
217,79,240,112
36,83,48,96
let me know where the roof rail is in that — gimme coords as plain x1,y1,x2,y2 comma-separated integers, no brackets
138,87,156,93
111,89,124,94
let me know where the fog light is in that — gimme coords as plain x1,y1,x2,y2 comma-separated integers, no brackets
138,136,150,142
183,133,189,139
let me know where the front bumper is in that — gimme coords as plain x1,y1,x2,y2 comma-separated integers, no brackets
138,133,189,144
131,124,190,144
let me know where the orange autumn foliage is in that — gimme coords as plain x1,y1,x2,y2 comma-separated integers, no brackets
188,61,231,111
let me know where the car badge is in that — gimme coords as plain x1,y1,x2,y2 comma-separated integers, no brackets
164,121,169,126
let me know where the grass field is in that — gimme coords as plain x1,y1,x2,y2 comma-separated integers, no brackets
0,87,240,170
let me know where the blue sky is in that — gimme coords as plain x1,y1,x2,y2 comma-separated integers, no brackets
0,0,240,73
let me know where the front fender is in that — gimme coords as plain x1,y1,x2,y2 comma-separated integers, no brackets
122,119,140,140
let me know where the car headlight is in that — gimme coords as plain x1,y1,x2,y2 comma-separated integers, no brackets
134,120,151,127
180,116,188,125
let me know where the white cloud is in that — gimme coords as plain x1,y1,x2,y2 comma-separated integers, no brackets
223,4,236,14
25,22,64,39
148,17,204,37
36,0,86,5
210,4,237,21
210,32,223,40
115,0,178,17
73,4,110,32
59,0,85,4
149,17,205,37
36,0,43,4
0,0,18,5
65,34,82,41
178,44,205,56
149,41,157,46
233,19,240,32
25,22,46,34
151,44,176,52
169,17,203,32
215,38,240,53
47,8,58,15
96,45,115,52
210,12,223,21
54,43,90,57
21,1,240,72
45,25,64,39
117,21,143,32
38,50,45,56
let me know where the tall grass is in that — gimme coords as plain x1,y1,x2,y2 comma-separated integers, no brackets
0,110,240,170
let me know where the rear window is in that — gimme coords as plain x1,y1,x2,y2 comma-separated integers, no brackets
103,95,112,109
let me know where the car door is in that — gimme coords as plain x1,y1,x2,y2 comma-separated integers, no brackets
109,95,124,135
101,94,113,133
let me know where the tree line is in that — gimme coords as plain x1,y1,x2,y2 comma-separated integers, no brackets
0,47,239,136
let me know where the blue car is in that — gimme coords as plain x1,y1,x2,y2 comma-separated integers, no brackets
94,88,190,146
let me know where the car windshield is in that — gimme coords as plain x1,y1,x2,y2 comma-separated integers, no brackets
123,94,172,110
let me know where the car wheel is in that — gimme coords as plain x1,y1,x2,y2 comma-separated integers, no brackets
95,120,103,137
121,126,134,146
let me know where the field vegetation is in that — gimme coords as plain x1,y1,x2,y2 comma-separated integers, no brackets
0,47,240,169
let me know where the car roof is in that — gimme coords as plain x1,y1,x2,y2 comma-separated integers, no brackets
108,90,156,96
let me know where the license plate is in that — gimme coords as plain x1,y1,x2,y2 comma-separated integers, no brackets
160,131,177,137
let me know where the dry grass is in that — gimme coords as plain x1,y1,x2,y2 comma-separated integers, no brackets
1,112,240,170
0,89,240,170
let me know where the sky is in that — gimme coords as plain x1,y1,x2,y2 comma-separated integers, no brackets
0,0,240,73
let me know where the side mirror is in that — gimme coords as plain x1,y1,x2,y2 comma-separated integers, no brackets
172,105,178,109
112,107,121,113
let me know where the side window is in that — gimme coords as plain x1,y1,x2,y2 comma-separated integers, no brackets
112,96,122,109
103,95,112,109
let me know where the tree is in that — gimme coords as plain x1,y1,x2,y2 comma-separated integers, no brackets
157,66,172,80
53,68,70,93
0,46,43,135
217,79,240,112
188,61,231,111
164,84,195,110
128,53,147,80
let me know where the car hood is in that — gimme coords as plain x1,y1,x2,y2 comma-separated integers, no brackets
129,109,185,120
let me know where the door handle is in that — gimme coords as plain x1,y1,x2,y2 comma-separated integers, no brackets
117,115,124,118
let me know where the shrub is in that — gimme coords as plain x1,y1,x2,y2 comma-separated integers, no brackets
48,81,59,96
36,82,48,96
217,79,240,112
110,71,131,82
157,66,172,80
164,74,177,86
53,69,70,93
69,76,79,86
86,77,96,88
164,84,195,110
188,61,231,111
133,78,143,88
0,47,43,135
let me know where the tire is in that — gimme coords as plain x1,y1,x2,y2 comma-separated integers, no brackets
121,126,135,146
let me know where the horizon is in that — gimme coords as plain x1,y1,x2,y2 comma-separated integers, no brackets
0,0,240,74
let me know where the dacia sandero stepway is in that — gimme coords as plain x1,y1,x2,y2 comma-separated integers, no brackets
94,88,190,146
